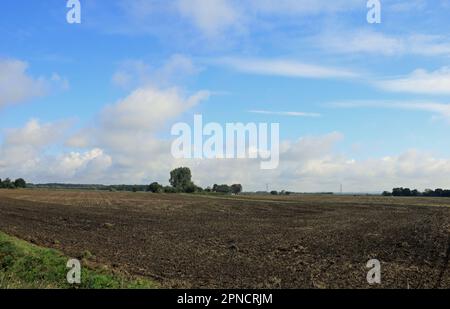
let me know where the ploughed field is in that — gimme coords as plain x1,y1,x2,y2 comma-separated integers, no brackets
0,189,449,288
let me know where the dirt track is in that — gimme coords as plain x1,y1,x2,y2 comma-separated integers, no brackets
0,190,449,288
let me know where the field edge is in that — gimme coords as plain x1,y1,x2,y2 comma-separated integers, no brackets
0,231,159,289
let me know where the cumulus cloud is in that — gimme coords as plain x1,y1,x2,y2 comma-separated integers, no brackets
0,59,68,109
59,86,210,184
0,120,112,184
3,119,70,148
175,134,450,192
4,116,450,192
99,87,209,150
0,59,47,108
4,55,450,191
100,86,209,135
48,149,113,182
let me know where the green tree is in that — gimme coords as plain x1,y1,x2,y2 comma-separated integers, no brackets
163,186,178,193
169,167,193,192
184,182,197,193
231,184,243,195
1,178,15,189
215,184,231,194
411,189,420,196
147,182,163,193
14,178,26,188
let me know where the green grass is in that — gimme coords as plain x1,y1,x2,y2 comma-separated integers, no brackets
0,232,159,289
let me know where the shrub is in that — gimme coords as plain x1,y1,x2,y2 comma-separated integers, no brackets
214,184,232,194
184,183,197,193
147,182,163,193
163,186,177,194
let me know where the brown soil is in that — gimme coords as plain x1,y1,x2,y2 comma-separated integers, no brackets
0,189,449,288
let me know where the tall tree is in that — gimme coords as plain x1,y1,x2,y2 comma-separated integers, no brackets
231,184,243,195
14,178,26,188
169,167,193,191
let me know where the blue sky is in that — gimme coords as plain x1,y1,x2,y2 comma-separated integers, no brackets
2,0,450,192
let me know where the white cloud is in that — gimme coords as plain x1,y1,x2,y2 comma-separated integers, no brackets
5,116,450,192
0,59,68,109
408,34,450,56
174,0,362,38
176,0,241,37
214,57,357,79
65,129,93,148
3,119,70,148
319,30,405,56
157,54,200,83
249,110,321,117
100,86,209,134
60,86,210,183
318,30,450,56
112,60,151,88
178,134,450,192
112,55,200,89
0,119,112,183
49,149,113,181
114,0,363,39
376,67,450,95
331,100,450,120
0,59,47,108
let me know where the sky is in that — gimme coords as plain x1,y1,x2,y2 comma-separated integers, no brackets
2,0,450,192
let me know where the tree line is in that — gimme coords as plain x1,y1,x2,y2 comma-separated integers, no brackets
2,168,245,195
383,188,450,197
147,167,243,195
0,178,26,189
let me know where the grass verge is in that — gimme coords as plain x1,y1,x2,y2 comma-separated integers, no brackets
0,232,158,289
